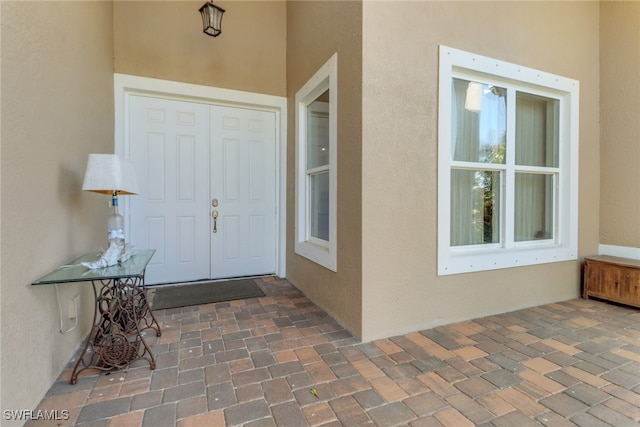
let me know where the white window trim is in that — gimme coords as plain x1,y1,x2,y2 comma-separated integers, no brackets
295,53,338,271
437,46,579,276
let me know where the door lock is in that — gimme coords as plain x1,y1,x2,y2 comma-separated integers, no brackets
212,210,218,233
212,198,218,207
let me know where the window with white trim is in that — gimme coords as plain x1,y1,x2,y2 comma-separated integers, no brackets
438,46,579,275
295,54,337,271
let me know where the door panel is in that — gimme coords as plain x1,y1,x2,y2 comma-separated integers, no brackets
129,95,210,284
128,96,277,283
210,106,277,278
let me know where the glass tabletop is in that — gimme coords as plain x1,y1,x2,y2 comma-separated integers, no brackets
32,249,156,285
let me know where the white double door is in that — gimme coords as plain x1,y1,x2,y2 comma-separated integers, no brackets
128,95,277,285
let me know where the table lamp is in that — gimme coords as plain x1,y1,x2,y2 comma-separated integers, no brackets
82,154,139,266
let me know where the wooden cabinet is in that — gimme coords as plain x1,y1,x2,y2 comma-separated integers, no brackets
583,256,640,308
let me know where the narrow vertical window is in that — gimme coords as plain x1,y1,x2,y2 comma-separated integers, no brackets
295,54,337,271
307,93,330,241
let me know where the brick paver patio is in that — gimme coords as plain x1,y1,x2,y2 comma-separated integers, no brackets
29,276,640,426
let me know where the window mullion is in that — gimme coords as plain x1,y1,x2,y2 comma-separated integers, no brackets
553,172,559,243
503,87,517,249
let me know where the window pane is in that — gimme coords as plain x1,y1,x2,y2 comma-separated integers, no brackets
451,169,500,246
515,173,554,241
516,92,559,167
452,78,506,164
309,171,329,241
307,90,330,169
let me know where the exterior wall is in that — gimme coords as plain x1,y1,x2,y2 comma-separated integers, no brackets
361,1,601,341
286,1,363,337
0,1,114,421
114,1,287,96
0,1,286,414
600,1,640,250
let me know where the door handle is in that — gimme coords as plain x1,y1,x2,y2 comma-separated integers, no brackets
212,210,218,233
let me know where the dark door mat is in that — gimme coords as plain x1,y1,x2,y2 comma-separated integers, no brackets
151,279,265,310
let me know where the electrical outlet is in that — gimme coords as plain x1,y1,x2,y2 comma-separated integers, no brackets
68,294,79,320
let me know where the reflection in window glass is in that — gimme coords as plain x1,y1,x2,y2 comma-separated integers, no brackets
516,93,559,167
310,171,329,241
451,169,500,246
306,89,330,243
452,78,507,164
307,90,330,170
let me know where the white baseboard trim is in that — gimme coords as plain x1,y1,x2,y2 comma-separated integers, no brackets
598,244,640,260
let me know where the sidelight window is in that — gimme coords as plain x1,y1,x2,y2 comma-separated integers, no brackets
295,54,337,271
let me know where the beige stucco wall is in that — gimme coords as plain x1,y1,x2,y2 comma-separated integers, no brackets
0,0,286,416
114,0,287,96
1,1,114,420
286,1,363,337
0,0,286,414
600,1,640,248
361,1,601,341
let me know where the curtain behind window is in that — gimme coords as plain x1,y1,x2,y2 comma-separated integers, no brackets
451,79,505,246
451,80,559,247
515,93,558,241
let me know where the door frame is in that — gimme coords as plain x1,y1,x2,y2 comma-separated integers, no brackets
114,73,287,278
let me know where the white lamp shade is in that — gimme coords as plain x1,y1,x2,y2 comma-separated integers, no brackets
82,154,139,195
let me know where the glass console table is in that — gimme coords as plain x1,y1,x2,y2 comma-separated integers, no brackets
33,249,161,384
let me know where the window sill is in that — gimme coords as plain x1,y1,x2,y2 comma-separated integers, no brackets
295,240,337,272
438,245,577,276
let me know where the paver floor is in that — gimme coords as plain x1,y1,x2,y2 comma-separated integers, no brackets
29,276,640,426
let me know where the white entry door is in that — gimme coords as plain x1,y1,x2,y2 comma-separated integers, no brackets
128,95,277,284
209,106,277,278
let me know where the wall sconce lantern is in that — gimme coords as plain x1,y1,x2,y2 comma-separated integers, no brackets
199,2,225,37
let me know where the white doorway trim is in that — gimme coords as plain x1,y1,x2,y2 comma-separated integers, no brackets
114,73,287,278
